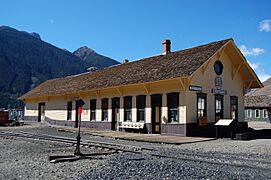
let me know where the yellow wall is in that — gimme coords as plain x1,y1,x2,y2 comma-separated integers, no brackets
186,47,244,123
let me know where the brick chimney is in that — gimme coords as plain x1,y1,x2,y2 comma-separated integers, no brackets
162,39,171,54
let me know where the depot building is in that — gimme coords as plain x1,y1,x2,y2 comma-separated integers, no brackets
19,38,262,137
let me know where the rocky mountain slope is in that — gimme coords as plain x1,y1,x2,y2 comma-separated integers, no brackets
0,26,119,108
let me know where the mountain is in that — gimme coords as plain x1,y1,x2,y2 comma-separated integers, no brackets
246,77,271,96
0,26,119,108
73,46,118,69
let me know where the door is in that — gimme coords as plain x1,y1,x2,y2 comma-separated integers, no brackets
111,97,120,130
38,103,45,123
151,94,162,134
215,95,223,122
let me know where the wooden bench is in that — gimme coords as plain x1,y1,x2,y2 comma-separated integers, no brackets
118,122,145,130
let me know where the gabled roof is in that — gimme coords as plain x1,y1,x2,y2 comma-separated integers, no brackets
19,38,238,100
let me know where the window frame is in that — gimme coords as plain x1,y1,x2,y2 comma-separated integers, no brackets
263,109,268,118
67,101,73,121
167,92,179,123
136,95,146,122
255,109,260,118
197,93,207,121
124,96,132,122
230,96,238,122
247,109,252,118
90,99,96,121
101,98,108,121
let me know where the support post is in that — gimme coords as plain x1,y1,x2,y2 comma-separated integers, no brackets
74,113,82,156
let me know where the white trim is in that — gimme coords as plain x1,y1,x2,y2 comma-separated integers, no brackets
247,109,252,118
255,109,260,118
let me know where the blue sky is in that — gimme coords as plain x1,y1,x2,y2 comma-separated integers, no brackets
1,0,271,81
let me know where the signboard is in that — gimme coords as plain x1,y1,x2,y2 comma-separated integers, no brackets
198,117,207,126
189,85,202,92
215,119,234,126
211,88,227,95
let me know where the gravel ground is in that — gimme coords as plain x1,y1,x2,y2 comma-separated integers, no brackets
0,124,270,179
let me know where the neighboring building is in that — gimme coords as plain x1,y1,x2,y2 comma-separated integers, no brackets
245,95,271,122
19,38,262,137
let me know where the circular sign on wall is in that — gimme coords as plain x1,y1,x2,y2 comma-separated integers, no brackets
214,60,223,76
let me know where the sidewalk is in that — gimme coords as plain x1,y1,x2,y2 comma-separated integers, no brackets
57,126,215,145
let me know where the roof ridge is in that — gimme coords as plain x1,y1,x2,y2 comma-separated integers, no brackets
49,38,233,82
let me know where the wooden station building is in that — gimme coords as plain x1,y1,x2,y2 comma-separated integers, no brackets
19,38,263,137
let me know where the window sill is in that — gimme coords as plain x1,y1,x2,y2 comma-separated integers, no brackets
137,120,145,123
167,122,179,124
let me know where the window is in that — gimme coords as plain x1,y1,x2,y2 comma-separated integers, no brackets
102,98,108,121
197,93,207,119
67,101,72,120
255,109,260,118
247,109,252,118
124,96,132,122
167,93,179,123
264,109,268,118
230,96,238,121
214,60,224,75
90,99,96,121
136,95,146,122
215,95,223,122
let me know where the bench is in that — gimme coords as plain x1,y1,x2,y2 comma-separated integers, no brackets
118,122,145,130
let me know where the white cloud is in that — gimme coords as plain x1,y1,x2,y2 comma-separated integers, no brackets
248,61,259,71
239,45,265,57
49,19,54,23
247,60,270,82
257,73,271,82
259,19,271,32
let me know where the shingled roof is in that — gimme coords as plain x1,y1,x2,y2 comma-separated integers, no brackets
245,95,271,108
19,38,231,100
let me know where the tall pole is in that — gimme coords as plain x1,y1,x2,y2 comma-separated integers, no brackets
74,108,82,156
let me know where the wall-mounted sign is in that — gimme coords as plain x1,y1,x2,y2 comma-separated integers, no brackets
211,88,227,95
198,117,207,126
189,85,202,92
215,76,222,89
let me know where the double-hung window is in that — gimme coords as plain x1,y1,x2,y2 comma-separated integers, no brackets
167,93,179,123
230,96,238,121
124,96,132,122
247,109,252,118
255,109,260,118
67,101,72,120
90,99,96,121
102,98,108,121
136,95,146,122
197,93,207,119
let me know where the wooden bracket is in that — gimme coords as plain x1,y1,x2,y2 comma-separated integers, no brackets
232,63,243,80
116,87,123,96
95,90,100,98
143,83,150,94
243,80,254,94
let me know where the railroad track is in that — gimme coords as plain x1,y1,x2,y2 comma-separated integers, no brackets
0,130,270,171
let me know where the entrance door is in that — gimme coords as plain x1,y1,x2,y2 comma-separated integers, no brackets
215,95,223,122
151,94,162,134
38,103,45,123
111,97,120,130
